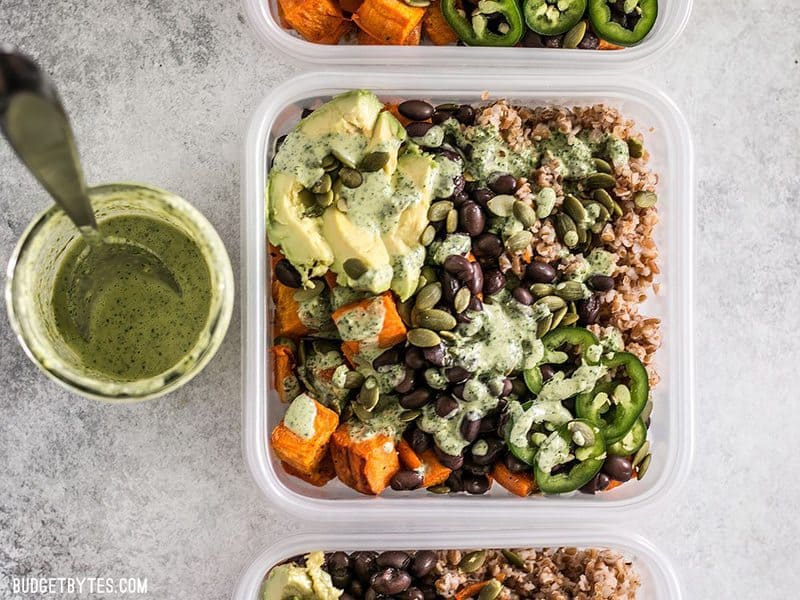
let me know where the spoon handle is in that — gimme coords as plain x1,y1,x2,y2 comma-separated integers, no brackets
0,47,96,229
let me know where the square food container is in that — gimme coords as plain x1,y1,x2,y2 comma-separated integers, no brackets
242,0,692,69
242,71,694,523
231,530,684,599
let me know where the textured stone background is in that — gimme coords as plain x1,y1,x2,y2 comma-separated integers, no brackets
1,1,798,598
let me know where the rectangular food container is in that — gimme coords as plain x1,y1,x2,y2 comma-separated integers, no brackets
242,0,691,69
242,71,694,523
231,530,683,599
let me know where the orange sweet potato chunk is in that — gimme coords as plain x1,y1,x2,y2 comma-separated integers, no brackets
271,344,297,403
353,0,425,45
279,0,352,45
423,1,459,45
272,280,311,339
330,424,400,495
271,397,339,475
282,452,336,487
333,292,407,365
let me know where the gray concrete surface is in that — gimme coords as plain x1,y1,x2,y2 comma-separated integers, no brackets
1,0,798,598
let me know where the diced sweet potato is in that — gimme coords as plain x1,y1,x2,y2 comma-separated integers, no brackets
279,0,352,45
282,452,336,487
397,438,423,470
339,0,364,12
333,292,407,365
357,20,421,45
271,397,339,475
271,344,299,403
330,423,400,495
598,39,624,50
353,0,425,45
423,1,459,45
272,280,311,339
419,448,451,487
492,462,537,497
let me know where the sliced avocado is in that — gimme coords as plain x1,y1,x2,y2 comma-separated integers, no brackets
262,564,314,600
365,110,406,173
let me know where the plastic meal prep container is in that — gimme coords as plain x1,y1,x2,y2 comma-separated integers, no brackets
242,71,694,522
231,530,684,599
241,0,692,69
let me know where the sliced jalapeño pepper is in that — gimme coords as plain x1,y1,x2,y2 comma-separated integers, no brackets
576,351,648,443
505,398,572,465
607,417,647,456
588,0,658,47
534,419,606,494
541,326,601,365
442,0,525,47
524,0,587,36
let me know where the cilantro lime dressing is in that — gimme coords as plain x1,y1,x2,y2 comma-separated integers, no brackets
51,214,211,380
432,155,462,199
507,400,572,449
428,234,471,265
284,393,318,439
347,397,406,441
537,430,572,475
334,297,385,342
537,364,608,403
541,132,595,180
295,288,333,331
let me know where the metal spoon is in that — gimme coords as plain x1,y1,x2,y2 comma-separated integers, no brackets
0,48,180,339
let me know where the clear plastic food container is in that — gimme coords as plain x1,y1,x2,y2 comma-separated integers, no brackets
231,530,684,599
241,0,692,69
242,71,694,522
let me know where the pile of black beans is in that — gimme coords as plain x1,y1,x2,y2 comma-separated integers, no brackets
322,550,439,600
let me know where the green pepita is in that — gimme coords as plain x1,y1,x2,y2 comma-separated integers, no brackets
420,224,437,246
436,103,459,112
336,197,349,212
592,157,613,174
454,287,472,314
321,154,340,172
633,440,651,468
478,579,504,600
513,201,537,228
487,194,516,217
554,213,577,247
417,308,457,332
501,550,527,570
583,172,617,190
611,384,631,406
416,282,443,311
403,0,431,7
343,370,365,389
446,208,459,233
560,312,579,326
535,295,566,312
331,149,356,169
315,189,334,207
636,453,652,480
550,305,568,330
311,174,332,194
358,377,380,411
360,151,391,172
627,137,644,159
563,20,587,49
339,167,363,189
563,194,587,224
576,224,588,245
439,330,457,342
427,485,451,494
459,550,487,573
343,258,369,280
293,279,324,302
633,190,658,208
506,230,533,253
397,298,414,327
593,188,615,212
352,402,374,423
407,328,442,348
429,200,454,222
531,283,555,298
537,313,554,338
555,281,586,301
641,399,654,422
568,420,596,447
399,409,422,422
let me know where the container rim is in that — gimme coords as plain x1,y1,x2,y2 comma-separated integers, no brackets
231,530,683,600
241,0,692,70
241,71,695,522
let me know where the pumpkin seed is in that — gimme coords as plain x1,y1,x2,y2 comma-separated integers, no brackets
403,0,431,6
454,286,471,314
321,154,340,172
397,298,414,327
399,409,421,422
459,550,487,573
634,190,658,208
436,102,460,112
343,257,369,280
478,579,503,600
555,281,586,301
487,194,516,217
315,190,334,207
417,308,457,332
560,312,579,326
550,305,568,330
501,550,527,570
593,188,615,213
531,283,555,298
339,166,363,188
343,370,365,389
592,157,613,174
536,314,554,338
427,485,450,494
293,279,324,301
415,274,428,293
513,200,537,228
633,440,651,468
407,328,441,348
422,265,437,282
640,399,654,422
360,151,391,172
416,282,443,311
358,377,380,411
636,453,652,480
446,208,459,233
627,137,644,159
352,402,374,423
568,420,596,447
336,197,349,212
311,173,332,194
535,295,566,312
611,384,631,406
576,224,588,245
583,172,616,189
555,213,579,248
439,330,457,342
589,201,611,223
506,230,533,253
420,224,437,246
535,187,557,218
563,194,587,224
429,200,454,222
332,149,356,169
563,20,587,49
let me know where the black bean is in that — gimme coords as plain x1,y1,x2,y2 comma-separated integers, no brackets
521,30,544,47
456,311,472,324
435,447,464,470
406,427,431,454
504,452,529,473
445,366,471,384
489,173,517,195
451,175,466,197
459,201,486,237
352,552,378,583
511,378,527,396
301,108,314,118
543,34,563,48
398,100,434,121
441,271,460,303
332,573,351,588
405,347,428,370
495,397,509,413
482,269,506,295
445,469,464,492
472,233,503,259
468,261,483,295
455,104,475,125
472,188,494,206
451,383,465,399
463,454,491,476
431,110,452,125
394,368,416,394
364,589,380,600
479,414,498,434
373,346,401,369
468,296,483,312
423,344,446,367
400,388,431,410
526,261,557,283
406,121,434,138
501,378,513,397
562,397,576,413
578,294,601,325
512,286,534,305
580,471,611,494
349,580,365,597
602,455,633,482
371,568,411,596
340,593,356,600
377,551,411,570
463,473,491,495
421,587,438,600
578,28,600,49
274,259,303,288
587,274,615,292
540,364,556,381
460,416,481,443
472,438,505,466
403,587,425,600
444,255,474,282
327,551,351,575
435,394,459,418
410,551,437,578
452,191,470,207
